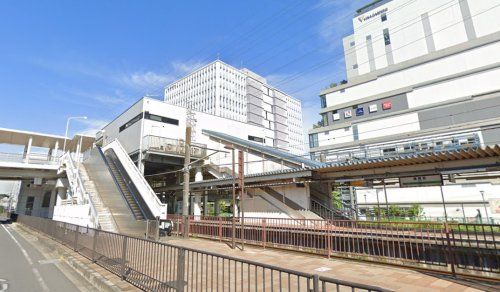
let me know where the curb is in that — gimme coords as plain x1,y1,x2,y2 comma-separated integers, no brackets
14,224,127,292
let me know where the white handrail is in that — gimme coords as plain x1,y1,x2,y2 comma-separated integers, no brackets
62,152,99,228
103,139,167,219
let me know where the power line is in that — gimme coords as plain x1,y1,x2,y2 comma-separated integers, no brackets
260,0,499,101
251,0,420,75
272,0,493,88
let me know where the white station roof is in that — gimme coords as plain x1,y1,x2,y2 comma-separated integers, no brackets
0,127,95,152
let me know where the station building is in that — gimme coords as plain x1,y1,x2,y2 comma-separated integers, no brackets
308,0,500,221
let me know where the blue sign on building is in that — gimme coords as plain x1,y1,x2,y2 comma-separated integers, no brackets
356,107,364,116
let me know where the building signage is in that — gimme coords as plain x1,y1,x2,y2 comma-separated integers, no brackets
344,110,352,118
358,7,388,23
399,175,443,188
369,104,378,112
382,101,392,110
333,113,340,121
356,108,364,116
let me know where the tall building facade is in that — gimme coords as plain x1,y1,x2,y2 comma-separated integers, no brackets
309,0,500,160
307,0,500,220
165,60,305,154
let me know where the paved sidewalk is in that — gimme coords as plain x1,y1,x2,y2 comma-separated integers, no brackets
164,236,489,292
11,223,140,292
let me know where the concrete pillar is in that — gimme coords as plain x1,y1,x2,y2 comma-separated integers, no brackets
195,167,203,182
75,137,81,159
54,140,59,159
193,193,202,216
214,196,221,216
24,136,33,163
203,194,209,216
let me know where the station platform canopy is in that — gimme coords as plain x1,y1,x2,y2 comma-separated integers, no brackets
0,127,95,152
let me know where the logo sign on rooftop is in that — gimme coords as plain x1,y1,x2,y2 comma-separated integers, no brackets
382,101,392,110
356,108,364,116
358,7,388,22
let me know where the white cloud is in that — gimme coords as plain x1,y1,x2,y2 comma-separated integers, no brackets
124,71,175,91
316,0,366,50
171,60,207,75
77,119,110,136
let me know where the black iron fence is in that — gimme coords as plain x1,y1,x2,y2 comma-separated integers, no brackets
17,215,390,292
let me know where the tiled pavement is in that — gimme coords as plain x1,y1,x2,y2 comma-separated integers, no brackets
164,237,486,292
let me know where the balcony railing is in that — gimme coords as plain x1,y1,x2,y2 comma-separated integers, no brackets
0,152,60,165
312,133,481,163
142,135,207,159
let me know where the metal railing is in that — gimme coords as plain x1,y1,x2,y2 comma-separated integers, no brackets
0,152,59,165
168,215,500,280
311,133,480,163
142,135,207,159
17,215,390,292
105,140,167,220
61,152,99,228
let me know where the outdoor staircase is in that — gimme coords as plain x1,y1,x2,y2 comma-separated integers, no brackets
103,150,145,220
79,165,118,232
310,198,350,220
205,162,232,179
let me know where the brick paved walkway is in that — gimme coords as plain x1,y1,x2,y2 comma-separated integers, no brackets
163,236,488,292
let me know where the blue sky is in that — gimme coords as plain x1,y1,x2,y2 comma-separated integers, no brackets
0,0,367,139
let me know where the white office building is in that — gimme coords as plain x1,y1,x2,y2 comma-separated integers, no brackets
165,60,305,155
308,0,500,221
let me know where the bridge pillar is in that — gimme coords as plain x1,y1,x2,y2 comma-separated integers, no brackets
23,136,33,163
193,194,202,216
214,197,220,216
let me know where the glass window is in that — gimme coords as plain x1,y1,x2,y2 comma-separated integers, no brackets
321,113,329,127
119,113,143,132
381,13,387,22
309,134,319,148
320,96,327,108
248,135,265,143
42,191,51,208
145,112,179,126
383,28,391,45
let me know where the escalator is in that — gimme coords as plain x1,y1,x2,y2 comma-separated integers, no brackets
103,148,154,221
82,147,154,236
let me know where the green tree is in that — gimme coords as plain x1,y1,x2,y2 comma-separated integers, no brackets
407,203,423,219
388,205,403,218
331,190,342,209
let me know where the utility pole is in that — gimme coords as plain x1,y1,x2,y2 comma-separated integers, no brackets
238,150,245,250
182,104,195,238
230,147,236,249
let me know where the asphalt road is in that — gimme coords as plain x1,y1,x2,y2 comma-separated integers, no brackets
0,223,81,292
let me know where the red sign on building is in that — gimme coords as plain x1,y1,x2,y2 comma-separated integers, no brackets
382,101,392,110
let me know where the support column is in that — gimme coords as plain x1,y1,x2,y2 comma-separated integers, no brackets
195,167,203,182
24,136,33,163
193,194,202,216
214,196,220,216
203,194,209,216
54,140,59,159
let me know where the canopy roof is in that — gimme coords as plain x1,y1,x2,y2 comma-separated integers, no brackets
0,127,94,152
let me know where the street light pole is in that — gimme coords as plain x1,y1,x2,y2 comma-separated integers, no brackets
480,191,489,224
63,116,87,153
